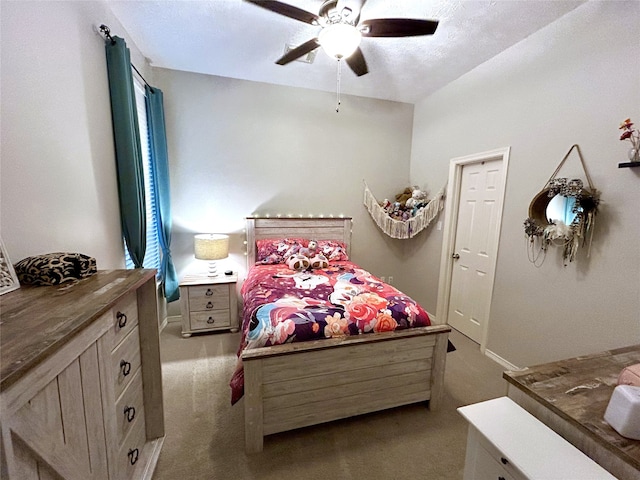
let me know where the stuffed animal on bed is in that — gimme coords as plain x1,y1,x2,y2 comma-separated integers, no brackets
309,253,329,269
286,240,329,271
298,239,318,258
287,254,310,271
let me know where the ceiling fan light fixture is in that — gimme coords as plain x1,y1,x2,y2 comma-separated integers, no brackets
318,23,361,59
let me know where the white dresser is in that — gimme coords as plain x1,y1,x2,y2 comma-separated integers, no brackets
458,397,616,480
0,270,164,480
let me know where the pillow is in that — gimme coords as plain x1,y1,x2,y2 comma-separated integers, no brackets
317,240,349,261
256,238,305,264
14,252,97,286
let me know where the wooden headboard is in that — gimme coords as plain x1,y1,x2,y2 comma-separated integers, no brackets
246,217,352,271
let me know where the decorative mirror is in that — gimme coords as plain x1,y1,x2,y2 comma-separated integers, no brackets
524,145,600,266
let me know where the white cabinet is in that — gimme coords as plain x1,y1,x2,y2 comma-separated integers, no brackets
0,270,164,480
458,397,616,480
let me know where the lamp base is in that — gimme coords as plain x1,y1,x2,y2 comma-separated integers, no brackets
207,261,219,277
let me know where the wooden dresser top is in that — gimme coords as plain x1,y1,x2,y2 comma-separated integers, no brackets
0,269,156,391
503,344,640,472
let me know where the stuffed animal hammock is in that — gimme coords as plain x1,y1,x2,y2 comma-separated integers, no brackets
363,182,446,239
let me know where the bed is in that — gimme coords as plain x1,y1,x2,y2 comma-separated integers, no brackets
234,217,451,452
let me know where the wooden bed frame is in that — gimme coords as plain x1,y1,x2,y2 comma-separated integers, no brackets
241,217,451,452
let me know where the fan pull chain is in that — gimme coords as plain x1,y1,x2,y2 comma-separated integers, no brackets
336,59,342,113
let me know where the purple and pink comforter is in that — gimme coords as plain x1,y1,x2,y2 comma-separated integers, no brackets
229,261,430,404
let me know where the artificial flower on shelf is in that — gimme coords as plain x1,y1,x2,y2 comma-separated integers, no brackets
619,117,640,162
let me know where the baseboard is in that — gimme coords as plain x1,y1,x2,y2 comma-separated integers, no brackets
160,314,181,332
484,348,525,371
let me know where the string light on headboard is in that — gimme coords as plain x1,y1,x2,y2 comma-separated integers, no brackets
248,213,346,219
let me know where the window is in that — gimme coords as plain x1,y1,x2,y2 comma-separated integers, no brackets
124,75,161,272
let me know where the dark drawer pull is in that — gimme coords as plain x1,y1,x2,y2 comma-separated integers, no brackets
207,316,215,324
124,405,136,422
498,477,506,480
117,312,127,329
120,360,132,377
500,457,508,465
128,448,139,465
206,301,214,309
205,288,213,296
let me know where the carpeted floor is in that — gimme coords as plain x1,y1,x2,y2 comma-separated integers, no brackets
152,323,506,480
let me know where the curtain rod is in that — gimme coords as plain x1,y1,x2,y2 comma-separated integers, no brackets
99,24,154,91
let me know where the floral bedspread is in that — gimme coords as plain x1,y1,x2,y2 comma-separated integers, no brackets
229,261,430,404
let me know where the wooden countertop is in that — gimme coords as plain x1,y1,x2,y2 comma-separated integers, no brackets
0,269,156,391
503,345,640,473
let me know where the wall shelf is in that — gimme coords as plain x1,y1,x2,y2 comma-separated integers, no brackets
618,162,640,168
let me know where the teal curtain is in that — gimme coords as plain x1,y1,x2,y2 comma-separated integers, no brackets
105,36,146,268
145,86,179,302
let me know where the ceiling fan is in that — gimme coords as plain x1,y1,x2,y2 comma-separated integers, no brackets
244,0,439,77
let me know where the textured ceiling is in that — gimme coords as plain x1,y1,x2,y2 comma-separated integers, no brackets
107,0,585,104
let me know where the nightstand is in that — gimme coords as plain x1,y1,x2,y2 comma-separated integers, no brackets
179,273,238,337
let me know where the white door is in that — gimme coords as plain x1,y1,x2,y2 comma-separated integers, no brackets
436,148,509,349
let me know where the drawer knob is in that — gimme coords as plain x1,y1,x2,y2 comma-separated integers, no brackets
124,405,136,422
500,457,508,465
207,316,215,324
116,312,127,329
128,448,139,465
498,477,506,480
206,301,214,309
205,288,213,296
120,360,132,377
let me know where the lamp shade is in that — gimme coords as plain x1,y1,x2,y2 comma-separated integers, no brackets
318,23,362,59
194,234,229,261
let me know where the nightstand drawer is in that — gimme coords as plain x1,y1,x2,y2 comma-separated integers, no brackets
115,368,145,445
112,327,141,399
111,292,139,349
188,283,228,300
190,310,231,330
188,284,230,312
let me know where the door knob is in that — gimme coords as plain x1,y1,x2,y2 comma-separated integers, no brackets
452,253,460,260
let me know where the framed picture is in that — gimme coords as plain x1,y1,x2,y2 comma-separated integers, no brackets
0,237,20,295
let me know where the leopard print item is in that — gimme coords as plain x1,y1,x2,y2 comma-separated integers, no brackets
14,252,97,286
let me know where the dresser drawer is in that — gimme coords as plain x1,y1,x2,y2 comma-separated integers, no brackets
472,445,518,480
115,414,148,480
111,292,139,349
112,327,141,399
188,284,230,312
190,310,231,330
115,368,145,445
474,428,525,480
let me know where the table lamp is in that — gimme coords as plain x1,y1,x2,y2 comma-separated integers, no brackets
194,233,229,277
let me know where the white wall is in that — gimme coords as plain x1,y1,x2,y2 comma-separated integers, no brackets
152,69,415,314
408,0,640,368
3,1,637,364
0,0,150,269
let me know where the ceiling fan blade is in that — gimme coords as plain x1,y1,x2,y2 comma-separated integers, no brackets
244,0,319,25
345,47,368,76
360,18,439,37
276,38,320,65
